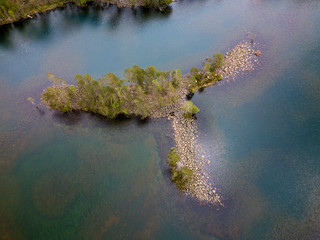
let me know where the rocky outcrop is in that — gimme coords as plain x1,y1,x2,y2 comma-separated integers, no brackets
217,41,258,81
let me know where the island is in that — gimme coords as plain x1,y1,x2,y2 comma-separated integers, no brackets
38,40,259,205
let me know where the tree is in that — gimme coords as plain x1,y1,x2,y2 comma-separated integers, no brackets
210,52,224,71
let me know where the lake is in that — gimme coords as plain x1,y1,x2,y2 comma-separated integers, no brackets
0,0,320,239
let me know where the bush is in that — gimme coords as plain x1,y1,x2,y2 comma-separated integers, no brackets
167,148,194,191
210,52,224,71
188,53,223,93
181,101,199,118
168,148,180,167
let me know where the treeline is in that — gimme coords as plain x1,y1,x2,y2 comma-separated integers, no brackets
41,66,182,119
0,0,172,25
0,0,74,25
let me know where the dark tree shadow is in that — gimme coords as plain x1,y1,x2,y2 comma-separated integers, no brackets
131,6,172,25
0,24,14,49
107,6,123,30
198,87,205,93
52,111,82,126
36,107,46,116
0,2,174,49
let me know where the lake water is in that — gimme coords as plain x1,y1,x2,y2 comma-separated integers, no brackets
0,0,320,239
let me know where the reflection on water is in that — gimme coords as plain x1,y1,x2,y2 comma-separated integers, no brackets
0,0,320,239
0,4,172,50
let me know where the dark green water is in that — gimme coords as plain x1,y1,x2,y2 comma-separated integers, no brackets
0,0,320,239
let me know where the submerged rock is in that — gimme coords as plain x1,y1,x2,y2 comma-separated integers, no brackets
254,50,261,56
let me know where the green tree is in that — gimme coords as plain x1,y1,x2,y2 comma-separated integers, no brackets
210,52,224,71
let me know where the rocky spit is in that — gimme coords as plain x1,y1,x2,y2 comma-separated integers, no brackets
217,41,258,81
151,41,260,205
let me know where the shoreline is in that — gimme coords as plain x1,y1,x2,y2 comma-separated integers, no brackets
0,0,171,26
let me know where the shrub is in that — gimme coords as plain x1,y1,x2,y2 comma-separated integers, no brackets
167,148,194,191
188,52,224,93
210,52,224,71
168,148,180,167
172,166,193,190
181,101,199,118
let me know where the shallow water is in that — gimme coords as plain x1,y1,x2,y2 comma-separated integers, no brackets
0,0,320,239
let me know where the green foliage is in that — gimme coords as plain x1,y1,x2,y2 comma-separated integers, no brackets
77,0,87,6
40,50,224,120
210,52,224,72
8,10,14,18
181,101,199,118
172,69,182,88
167,148,193,191
172,167,193,190
41,66,181,119
168,147,180,167
144,0,172,9
0,0,68,23
189,67,203,91
41,86,72,112
158,0,172,9
188,53,224,92
0,0,172,25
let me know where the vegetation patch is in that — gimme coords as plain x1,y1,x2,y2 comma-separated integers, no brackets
181,101,199,118
188,52,224,93
41,66,182,119
0,0,172,25
40,53,224,120
168,148,193,191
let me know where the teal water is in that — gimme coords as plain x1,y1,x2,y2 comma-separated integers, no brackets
0,0,320,239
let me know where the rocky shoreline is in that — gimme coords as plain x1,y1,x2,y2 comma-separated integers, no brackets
152,40,260,205
218,41,259,81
